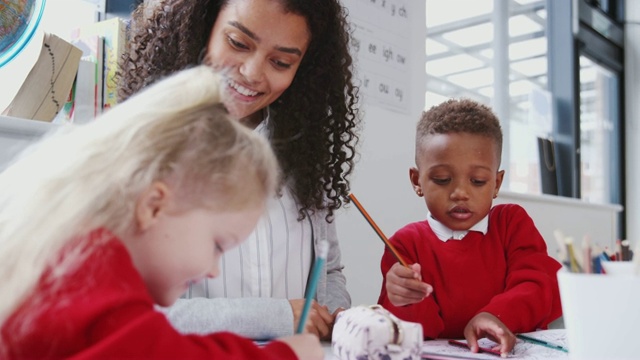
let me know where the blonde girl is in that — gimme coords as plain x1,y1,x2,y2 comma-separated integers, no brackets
0,66,322,359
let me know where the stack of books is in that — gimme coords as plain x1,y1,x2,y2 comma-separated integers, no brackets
2,17,127,124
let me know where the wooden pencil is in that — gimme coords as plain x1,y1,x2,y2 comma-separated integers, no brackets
348,193,409,267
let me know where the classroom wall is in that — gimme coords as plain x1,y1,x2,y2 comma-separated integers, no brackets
336,0,427,307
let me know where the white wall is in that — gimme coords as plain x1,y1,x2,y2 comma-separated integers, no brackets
337,0,427,306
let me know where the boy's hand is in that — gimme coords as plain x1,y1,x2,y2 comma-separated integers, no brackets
385,263,432,306
289,299,335,340
463,312,516,358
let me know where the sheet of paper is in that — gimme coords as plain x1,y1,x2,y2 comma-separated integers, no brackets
422,329,568,359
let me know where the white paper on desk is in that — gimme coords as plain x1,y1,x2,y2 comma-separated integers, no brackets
421,329,568,359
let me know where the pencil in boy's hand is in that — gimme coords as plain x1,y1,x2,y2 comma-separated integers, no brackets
347,193,409,267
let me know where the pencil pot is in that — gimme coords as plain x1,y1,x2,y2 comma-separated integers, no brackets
558,270,640,360
331,304,423,360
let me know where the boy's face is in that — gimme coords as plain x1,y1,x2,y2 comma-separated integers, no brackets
126,182,264,306
410,132,505,231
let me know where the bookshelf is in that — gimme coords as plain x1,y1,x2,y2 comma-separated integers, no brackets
0,1,134,170
0,115,57,171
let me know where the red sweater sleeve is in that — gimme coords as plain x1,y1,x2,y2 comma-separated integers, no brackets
479,204,562,332
73,303,295,359
377,223,446,339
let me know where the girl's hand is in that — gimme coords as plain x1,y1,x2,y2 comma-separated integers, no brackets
385,262,432,306
463,312,516,358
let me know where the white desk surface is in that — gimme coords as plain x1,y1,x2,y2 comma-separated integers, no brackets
323,329,568,359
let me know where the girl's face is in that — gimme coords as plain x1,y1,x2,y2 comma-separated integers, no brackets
126,182,264,306
410,132,505,231
206,0,311,122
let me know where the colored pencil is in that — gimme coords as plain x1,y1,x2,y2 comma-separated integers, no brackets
348,193,409,267
295,240,328,334
516,334,568,353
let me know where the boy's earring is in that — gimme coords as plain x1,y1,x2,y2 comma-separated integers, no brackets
416,189,423,197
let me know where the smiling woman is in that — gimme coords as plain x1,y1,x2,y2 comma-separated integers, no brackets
119,0,360,341
202,0,311,124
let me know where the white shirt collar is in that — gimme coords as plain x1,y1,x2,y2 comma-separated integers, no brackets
426,212,489,242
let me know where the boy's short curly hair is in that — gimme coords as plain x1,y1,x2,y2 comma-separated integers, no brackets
416,98,503,162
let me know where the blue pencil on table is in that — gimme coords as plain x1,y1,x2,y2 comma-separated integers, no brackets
296,240,329,334
516,334,568,353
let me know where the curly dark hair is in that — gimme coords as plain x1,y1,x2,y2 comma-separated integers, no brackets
118,0,360,221
417,98,503,162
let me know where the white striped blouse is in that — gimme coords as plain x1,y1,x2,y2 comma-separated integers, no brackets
186,186,313,300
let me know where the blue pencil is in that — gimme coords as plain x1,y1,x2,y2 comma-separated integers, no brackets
296,240,329,334
516,334,568,353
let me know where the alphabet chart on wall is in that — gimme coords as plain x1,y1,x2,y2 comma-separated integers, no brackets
342,0,414,114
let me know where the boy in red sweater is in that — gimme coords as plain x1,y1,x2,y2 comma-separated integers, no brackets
0,66,322,359
378,99,562,356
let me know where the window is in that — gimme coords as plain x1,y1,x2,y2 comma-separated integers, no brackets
426,0,548,194
579,56,621,205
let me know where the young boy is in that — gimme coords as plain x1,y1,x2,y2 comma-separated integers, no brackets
377,99,562,356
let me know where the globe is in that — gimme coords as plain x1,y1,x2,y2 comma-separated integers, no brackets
0,0,46,67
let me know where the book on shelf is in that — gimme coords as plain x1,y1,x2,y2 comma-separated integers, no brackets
69,34,104,121
2,33,82,122
66,59,98,124
70,17,127,111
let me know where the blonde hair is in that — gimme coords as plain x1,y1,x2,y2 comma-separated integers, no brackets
0,66,280,325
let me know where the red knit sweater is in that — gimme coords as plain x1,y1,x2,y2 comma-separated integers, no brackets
1,229,297,359
378,204,562,339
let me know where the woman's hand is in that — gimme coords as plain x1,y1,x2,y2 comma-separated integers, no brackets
289,299,336,340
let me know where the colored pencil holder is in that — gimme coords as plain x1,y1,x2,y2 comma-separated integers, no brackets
558,269,640,360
